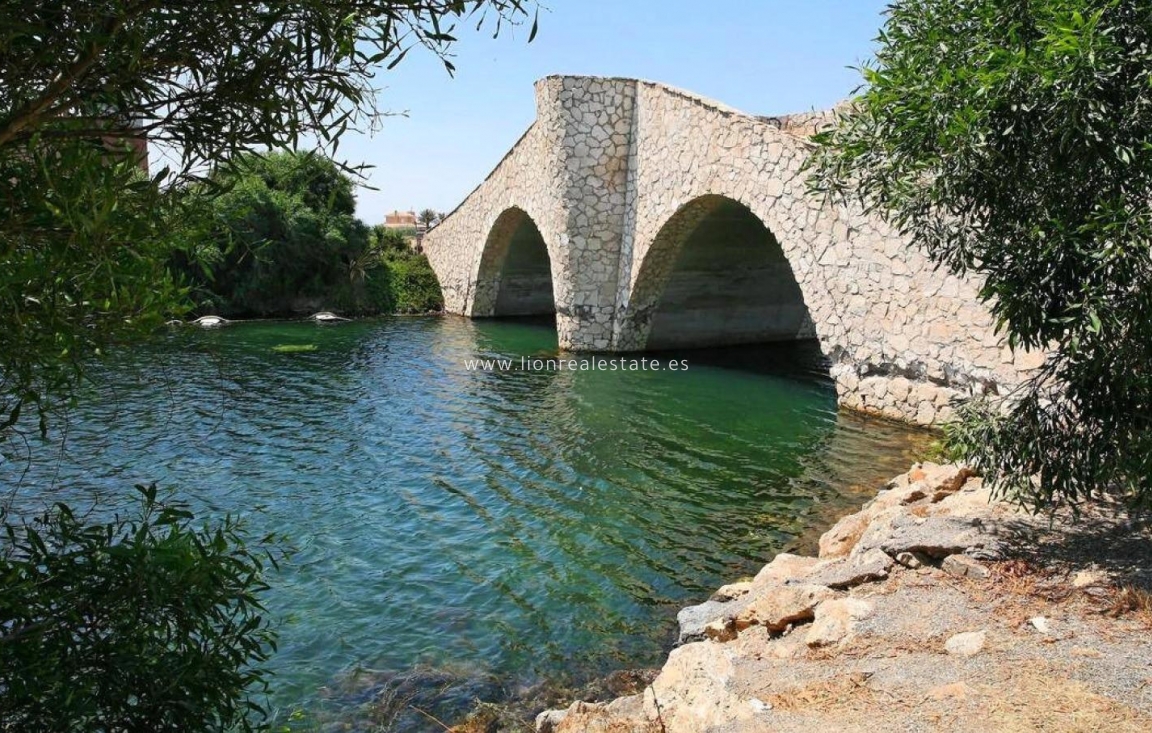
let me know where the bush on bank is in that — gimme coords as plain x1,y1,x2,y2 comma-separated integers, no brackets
175,152,443,318
363,225,446,314
809,0,1152,510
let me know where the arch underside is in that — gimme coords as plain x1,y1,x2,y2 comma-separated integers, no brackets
472,207,556,318
627,196,815,351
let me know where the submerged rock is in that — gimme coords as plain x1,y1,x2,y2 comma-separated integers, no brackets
318,663,503,732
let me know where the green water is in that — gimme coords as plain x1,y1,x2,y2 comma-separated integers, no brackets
0,317,927,728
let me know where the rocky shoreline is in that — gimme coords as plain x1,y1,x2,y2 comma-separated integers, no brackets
536,463,1152,732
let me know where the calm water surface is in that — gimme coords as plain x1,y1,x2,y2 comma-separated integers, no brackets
1,317,928,726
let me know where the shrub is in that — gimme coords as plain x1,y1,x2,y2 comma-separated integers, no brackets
809,0,1152,510
176,152,372,317
0,485,280,732
381,249,445,314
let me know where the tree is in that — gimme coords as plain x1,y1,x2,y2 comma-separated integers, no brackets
809,0,1152,510
369,225,446,313
369,224,413,254
176,152,446,316
0,1,537,176
1,2,533,729
177,151,374,316
418,207,440,229
0,0,535,428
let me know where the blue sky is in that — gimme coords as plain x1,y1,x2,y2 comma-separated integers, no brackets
348,0,889,223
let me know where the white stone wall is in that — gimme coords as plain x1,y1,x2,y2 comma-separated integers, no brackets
424,76,636,349
423,75,1045,426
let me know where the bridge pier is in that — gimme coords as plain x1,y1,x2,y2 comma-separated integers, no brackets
424,75,1046,426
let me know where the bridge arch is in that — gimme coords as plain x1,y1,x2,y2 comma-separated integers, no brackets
620,194,815,351
471,206,557,318
424,76,1045,425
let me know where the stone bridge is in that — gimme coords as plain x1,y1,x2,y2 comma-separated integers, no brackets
423,76,1042,426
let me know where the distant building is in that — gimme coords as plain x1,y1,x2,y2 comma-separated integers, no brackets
383,210,420,230
95,106,148,171
126,121,148,171
382,210,426,251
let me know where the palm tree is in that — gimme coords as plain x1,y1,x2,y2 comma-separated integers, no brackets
418,208,438,230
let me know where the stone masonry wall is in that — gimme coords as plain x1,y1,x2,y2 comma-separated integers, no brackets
422,76,1045,426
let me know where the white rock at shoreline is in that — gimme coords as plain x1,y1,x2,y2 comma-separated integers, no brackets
192,315,228,328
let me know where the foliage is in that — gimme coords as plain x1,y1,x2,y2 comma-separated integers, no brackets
418,208,440,229
177,151,373,317
369,224,414,254
377,247,446,314
178,153,444,317
1,2,531,731
0,1,537,180
0,142,189,433
0,485,281,732
809,0,1152,510
0,0,533,429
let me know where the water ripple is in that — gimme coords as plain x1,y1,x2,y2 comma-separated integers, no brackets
0,317,929,725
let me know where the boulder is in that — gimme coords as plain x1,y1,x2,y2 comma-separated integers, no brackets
545,695,656,733
733,584,835,632
818,512,870,558
308,311,350,323
677,600,735,644
640,642,757,732
191,315,228,328
805,597,874,647
535,709,568,732
804,548,895,589
710,581,753,602
942,554,991,579
910,462,973,499
869,462,972,512
853,513,1006,560
703,618,738,642
753,552,821,585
